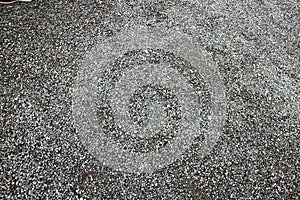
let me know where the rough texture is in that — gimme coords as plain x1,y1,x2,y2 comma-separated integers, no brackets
1,0,299,199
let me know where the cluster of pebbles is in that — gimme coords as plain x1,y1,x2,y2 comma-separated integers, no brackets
1,0,299,199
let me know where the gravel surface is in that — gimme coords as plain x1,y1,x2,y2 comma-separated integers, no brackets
1,0,299,199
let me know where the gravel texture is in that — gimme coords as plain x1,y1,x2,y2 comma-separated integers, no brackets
1,0,299,199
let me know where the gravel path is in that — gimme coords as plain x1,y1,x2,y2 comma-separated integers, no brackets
1,0,299,199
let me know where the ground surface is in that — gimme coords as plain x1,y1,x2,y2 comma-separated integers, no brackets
1,0,299,199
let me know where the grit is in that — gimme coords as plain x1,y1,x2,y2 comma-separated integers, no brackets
0,0,299,199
